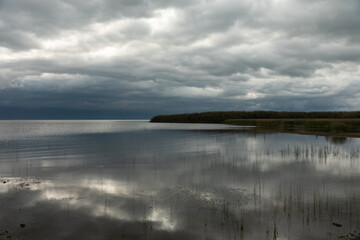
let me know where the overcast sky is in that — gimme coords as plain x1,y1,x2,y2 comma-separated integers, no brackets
1,0,360,118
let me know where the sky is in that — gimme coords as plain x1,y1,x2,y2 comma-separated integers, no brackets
1,0,360,119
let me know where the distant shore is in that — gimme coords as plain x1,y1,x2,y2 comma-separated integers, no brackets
150,111,360,137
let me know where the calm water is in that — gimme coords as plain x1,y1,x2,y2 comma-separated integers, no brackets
0,120,359,240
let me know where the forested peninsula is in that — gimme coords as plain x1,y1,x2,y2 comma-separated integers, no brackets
150,111,360,123
150,111,360,134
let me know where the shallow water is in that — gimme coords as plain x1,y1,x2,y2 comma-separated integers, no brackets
0,120,359,240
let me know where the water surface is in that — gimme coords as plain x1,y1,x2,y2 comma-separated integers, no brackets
0,120,359,240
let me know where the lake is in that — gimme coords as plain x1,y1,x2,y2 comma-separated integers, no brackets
0,120,359,240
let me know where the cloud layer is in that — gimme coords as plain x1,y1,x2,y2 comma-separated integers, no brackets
1,0,360,116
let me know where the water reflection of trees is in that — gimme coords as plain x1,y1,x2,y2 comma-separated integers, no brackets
326,136,348,144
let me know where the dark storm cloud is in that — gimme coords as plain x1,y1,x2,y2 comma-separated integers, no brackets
0,0,359,117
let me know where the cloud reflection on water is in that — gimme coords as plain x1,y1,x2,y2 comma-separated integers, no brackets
0,121,359,239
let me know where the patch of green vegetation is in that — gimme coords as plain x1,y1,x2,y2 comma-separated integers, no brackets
150,111,360,134
150,111,360,123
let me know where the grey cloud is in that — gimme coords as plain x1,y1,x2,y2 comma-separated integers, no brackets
0,0,360,116
0,30,40,50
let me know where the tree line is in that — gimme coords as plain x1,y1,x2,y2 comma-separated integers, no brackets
150,111,360,123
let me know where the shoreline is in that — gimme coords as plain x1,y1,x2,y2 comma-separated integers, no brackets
151,112,360,138
252,128,360,138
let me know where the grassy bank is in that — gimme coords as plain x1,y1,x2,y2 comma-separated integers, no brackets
150,111,360,135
